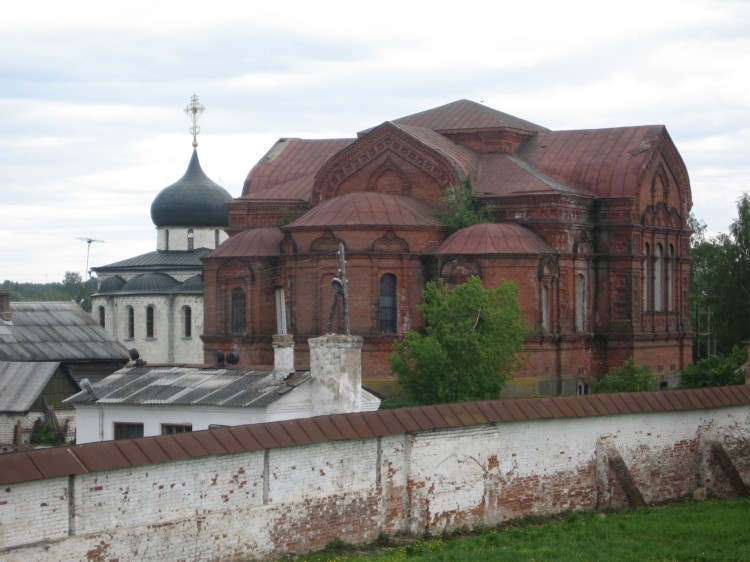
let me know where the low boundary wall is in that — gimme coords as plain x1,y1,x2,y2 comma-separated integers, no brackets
2,386,750,560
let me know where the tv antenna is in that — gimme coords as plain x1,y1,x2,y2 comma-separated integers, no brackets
76,237,105,278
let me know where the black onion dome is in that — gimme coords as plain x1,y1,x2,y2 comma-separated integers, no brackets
150,149,232,227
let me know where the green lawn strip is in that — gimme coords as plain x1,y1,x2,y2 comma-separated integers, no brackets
287,499,750,562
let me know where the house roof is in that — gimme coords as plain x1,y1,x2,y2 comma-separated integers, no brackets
0,302,130,363
0,361,59,413
3,384,749,486
206,227,284,259
286,192,443,229
434,222,556,256
65,365,311,408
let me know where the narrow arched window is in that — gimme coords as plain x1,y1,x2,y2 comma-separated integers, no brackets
668,244,675,311
182,305,192,338
187,229,194,251
542,285,550,331
644,244,651,311
380,274,397,333
214,229,220,248
146,305,155,338
98,305,105,328
231,288,246,334
126,306,134,339
655,244,664,311
575,274,586,332
165,229,170,251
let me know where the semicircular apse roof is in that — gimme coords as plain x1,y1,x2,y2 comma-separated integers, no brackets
120,273,179,293
206,227,284,258
97,275,126,294
435,222,554,255
286,192,442,229
150,149,233,227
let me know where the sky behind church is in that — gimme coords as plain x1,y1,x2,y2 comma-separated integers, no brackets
2,0,749,283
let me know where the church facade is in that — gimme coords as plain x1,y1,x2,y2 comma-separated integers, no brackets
202,100,694,396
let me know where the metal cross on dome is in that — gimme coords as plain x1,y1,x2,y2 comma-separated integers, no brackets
184,94,205,147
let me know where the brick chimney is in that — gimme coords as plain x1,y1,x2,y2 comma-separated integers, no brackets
272,334,295,380
309,334,362,415
0,291,11,323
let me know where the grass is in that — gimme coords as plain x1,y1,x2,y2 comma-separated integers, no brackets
286,498,750,561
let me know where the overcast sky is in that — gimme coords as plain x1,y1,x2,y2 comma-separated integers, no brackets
2,0,749,283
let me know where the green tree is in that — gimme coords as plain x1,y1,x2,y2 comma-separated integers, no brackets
389,276,525,405
680,345,747,388
591,358,658,394
691,193,750,354
434,178,493,233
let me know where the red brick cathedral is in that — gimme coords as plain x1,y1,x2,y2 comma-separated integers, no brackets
202,100,693,396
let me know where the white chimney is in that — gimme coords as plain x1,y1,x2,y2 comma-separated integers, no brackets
309,334,362,415
272,334,295,380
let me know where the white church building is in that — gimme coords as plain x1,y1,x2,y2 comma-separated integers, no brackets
91,96,232,365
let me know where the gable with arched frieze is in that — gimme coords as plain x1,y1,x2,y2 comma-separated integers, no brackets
372,230,409,253
311,230,345,253
311,122,463,207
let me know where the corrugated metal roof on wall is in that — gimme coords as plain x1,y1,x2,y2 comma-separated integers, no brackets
4,385,750,486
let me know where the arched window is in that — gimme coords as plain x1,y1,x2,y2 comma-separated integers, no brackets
146,305,155,338
644,243,651,311
380,274,397,333
575,274,586,331
668,244,675,311
231,288,246,334
654,244,663,311
165,229,170,251
187,229,194,251
542,285,550,331
98,305,105,328
182,305,192,338
214,229,220,248
126,306,134,339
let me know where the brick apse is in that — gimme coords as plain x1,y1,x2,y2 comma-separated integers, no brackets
2,385,749,561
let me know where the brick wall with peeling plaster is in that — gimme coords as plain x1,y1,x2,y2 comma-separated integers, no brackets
1,406,749,561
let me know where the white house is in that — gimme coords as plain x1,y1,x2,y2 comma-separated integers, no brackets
67,334,381,443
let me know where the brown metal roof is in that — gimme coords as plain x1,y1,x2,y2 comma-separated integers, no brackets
3,385,750,486
205,227,284,259
241,138,354,200
434,222,555,256
387,99,549,134
285,192,442,229
518,126,677,200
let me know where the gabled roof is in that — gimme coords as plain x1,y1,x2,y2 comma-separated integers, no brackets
0,361,60,413
435,222,556,255
241,138,354,200
286,192,443,229
474,154,589,197
0,302,129,363
387,99,549,134
66,365,311,408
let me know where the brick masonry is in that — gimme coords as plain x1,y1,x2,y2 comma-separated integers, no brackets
1,397,749,560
